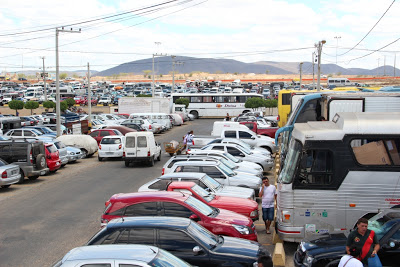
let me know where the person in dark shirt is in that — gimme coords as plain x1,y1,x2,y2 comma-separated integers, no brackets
346,218,381,266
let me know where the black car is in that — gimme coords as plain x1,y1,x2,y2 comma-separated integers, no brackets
294,209,400,267
87,216,270,267
120,122,146,131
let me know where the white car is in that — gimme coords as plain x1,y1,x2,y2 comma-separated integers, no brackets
98,135,124,161
98,97,112,106
138,172,255,200
56,135,98,158
124,132,161,167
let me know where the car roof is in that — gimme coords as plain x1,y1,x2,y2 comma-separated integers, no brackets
172,160,219,166
107,216,191,229
159,172,206,179
63,245,159,262
110,191,188,203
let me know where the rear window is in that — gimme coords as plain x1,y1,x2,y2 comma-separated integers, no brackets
137,136,147,148
125,136,135,148
46,145,57,153
101,138,121,145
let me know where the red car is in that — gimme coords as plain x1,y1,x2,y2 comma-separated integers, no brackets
89,129,123,146
102,191,258,241
45,143,61,172
167,181,259,220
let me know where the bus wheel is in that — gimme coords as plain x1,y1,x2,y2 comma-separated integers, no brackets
190,110,199,119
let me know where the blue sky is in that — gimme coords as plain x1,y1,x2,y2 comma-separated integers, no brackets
0,0,398,73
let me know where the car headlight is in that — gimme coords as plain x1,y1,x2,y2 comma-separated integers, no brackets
250,210,258,217
233,224,251,235
303,254,314,267
70,152,75,155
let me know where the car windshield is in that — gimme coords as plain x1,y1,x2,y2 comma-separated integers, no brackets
218,163,235,177
149,249,190,267
101,137,121,144
223,152,239,163
184,196,214,216
202,175,222,191
40,127,53,134
191,184,214,202
46,145,57,153
0,158,8,166
279,139,302,184
219,158,235,169
238,145,251,154
54,141,66,149
188,221,218,249
368,218,397,240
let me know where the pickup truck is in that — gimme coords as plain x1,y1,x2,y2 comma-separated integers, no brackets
166,181,259,220
194,128,277,154
239,121,278,138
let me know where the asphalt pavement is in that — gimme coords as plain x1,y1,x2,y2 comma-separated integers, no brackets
0,118,296,267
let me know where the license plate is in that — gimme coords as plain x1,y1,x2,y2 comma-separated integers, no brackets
40,171,46,175
106,152,114,155
127,153,135,155
11,170,17,175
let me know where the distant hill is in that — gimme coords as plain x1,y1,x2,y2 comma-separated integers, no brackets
91,56,400,77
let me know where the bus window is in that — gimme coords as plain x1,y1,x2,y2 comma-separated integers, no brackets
203,96,213,103
351,139,400,166
282,93,291,105
296,150,333,187
296,99,321,123
190,96,202,103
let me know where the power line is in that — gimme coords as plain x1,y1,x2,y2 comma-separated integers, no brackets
338,0,396,56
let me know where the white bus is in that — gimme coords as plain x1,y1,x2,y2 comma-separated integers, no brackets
276,112,400,242
172,93,263,118
327,77,354,87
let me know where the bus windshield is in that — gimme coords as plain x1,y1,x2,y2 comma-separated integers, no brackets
287,98,304,126
279,139,302,184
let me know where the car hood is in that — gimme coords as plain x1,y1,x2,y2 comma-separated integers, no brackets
211,196,258,212
215,236,267,259
301,233,347,257
214,208,252,226
218,185,254,199
237,162,263,171
235,166,262,176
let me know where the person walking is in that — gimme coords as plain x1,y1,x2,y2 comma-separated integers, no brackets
184,130,194,153
259,177,277,234
339,246,363,267
346,218,381,267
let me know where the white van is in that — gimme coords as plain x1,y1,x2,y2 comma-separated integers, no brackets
129,113,172,130
124,132,161,167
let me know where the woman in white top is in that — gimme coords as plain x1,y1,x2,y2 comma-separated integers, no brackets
338,246,363,267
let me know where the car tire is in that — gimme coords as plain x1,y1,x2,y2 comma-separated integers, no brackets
36,154,46,169
28,175,39,180
80,149,88,158
149,156,155,166
98,156,103,161
1,185,11,188
18,169,25,184
157,152,161,161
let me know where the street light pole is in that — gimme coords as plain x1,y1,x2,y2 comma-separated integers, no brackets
55,27,81,137
41,56,47,101
316,40,326,92
334,36,341,65
171,55,176,92
312,52,315,88
87,62,91,127
299,62,303,90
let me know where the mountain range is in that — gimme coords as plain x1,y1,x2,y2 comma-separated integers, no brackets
94,56,399,77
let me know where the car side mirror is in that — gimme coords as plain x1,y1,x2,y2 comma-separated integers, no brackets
193,245,204,255
239,153,245,157
251,136,256,139
189,214,200,222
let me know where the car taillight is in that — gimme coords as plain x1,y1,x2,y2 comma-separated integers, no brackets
30,150,33,163
147,151,150,156
30,121,34,125
118,144,122,149
123,152,125,157
162,168,165,175
99,145,102,150
149,125,152,129
1,171,7,179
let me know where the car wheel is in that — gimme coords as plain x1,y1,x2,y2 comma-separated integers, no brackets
149,156,155,166
36,154,46,169
28,175,39,180
1,185,11,188
98,156,103,161
18,169,25,184
157,152,161,161
80,149,88,158
125,161,130,167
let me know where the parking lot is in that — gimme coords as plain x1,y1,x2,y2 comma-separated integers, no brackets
0,118,295,267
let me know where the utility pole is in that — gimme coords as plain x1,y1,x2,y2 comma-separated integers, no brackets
171,55,184,93
384,55,386,76
334,36,341,65
55,27,81,137
41,56,47,101
394,54,396,77
87,62,91,127
312,52,315,88
377,58,380,76
299,62,303,90
316,40,326,92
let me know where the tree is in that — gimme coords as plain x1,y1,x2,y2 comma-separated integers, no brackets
175,97,189,108
137,94,152,97
64,98,76,108
59,73,68,80
245,97,265,111
24,101,39,115
8,100,24,116
18,73,26,79
336,72,342,76
264,99,278,115
143,70,152,78
60,101,68,112
265,70,270,74
43,100,56,112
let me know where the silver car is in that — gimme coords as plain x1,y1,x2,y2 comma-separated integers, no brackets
53,244,191,267
138,172,255,200
66,146,82,163
0,159,20,188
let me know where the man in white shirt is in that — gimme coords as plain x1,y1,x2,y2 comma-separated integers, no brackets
339,246,363,267
259,177,277,234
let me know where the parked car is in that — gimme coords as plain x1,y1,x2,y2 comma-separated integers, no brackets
167,160,262,196
119,121,146,131
53,244,192,267
20,116,36,126
44,143,61,173
124,132,161,167
65,146,82,163
23,126,56,137
0,139,49,182
89,129,123,146
0,158,21,188
87,217,270,267
138,172,256,200
57,135,98,158
98,97,112,106
166,181,259,220
294,208,400,267
98,135,124,161
104,125,136,136
101,191,257,241
4,128,54,139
